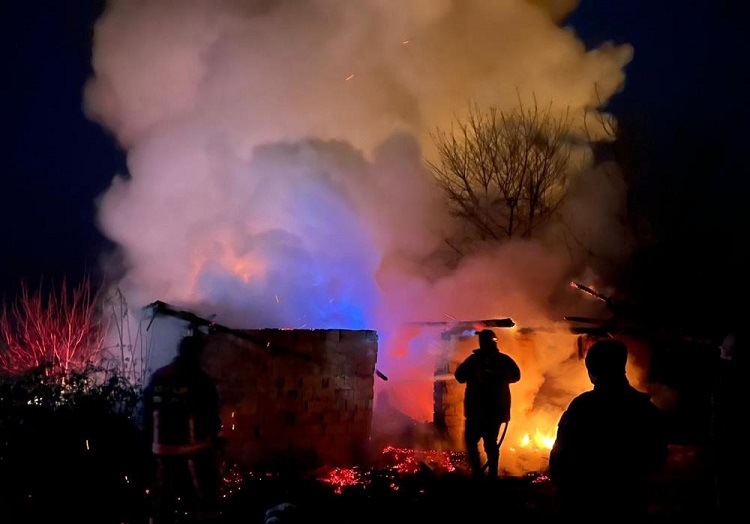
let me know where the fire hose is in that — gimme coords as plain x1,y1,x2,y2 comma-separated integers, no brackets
481,420,509,472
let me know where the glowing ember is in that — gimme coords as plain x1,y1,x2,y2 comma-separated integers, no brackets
319,467,367,495
532,473,551,484
380,446,467,475
220,462,247,499
317,446,469,495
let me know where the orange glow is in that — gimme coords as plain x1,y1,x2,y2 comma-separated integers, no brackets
377,325,604,475
188,245,267,294
516,429,556,451
229,258,264,283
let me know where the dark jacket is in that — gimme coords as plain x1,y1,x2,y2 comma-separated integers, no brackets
454,347,521,422
549,378,668,517
711,341,746,515
142,356,221,454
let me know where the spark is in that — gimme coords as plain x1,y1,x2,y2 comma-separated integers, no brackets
220,462,246,498
402,39,410,44
85,439,90,450
274,294,280,304
345,74,355,81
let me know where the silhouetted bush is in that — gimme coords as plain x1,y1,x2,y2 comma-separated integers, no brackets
0,365,150,523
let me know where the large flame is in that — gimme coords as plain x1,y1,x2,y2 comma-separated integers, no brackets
516,430,557,452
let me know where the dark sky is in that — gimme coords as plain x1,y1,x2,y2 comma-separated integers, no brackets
2,0,124,300
2,0,747,328
566,0,748,329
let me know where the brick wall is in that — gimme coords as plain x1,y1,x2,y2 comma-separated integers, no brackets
200,329,378,472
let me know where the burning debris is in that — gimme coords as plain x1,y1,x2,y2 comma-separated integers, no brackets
409,318,516,340
317,444,531,495
319,467,368,495
376,446,468,476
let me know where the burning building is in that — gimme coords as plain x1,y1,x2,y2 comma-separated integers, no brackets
181,302,656,478
84,0,662,480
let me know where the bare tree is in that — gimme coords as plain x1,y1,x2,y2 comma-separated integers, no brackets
427,98,574,254
0,277,108,377
100,286,153,386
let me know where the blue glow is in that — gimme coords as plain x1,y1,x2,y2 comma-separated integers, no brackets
190,140,382,330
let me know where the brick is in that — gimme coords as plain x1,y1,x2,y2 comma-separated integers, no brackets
204,329,379,470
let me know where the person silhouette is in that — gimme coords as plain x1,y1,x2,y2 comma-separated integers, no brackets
454,329,521,478
142,333,224,523
549,338,668,518
712,328,744,517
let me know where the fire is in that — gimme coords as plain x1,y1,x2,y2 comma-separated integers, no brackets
379,324,592,476
516,429,556,451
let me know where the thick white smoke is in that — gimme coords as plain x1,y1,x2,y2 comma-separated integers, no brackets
86,0,635,469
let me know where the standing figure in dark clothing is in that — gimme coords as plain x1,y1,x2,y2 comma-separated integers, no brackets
454,329,521,478
142,334,224,523
549,338,668,519
711,329,744,518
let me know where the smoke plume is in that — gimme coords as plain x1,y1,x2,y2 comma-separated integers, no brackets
86,0,634,472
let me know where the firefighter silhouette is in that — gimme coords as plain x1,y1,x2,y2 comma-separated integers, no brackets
143,333,223,523
455,329,521,478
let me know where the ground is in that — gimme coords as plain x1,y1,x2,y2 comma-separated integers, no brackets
214,444,716,524
3,443,716,523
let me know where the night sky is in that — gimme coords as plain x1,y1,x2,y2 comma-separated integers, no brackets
2,0,747,332
3,0,124,299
